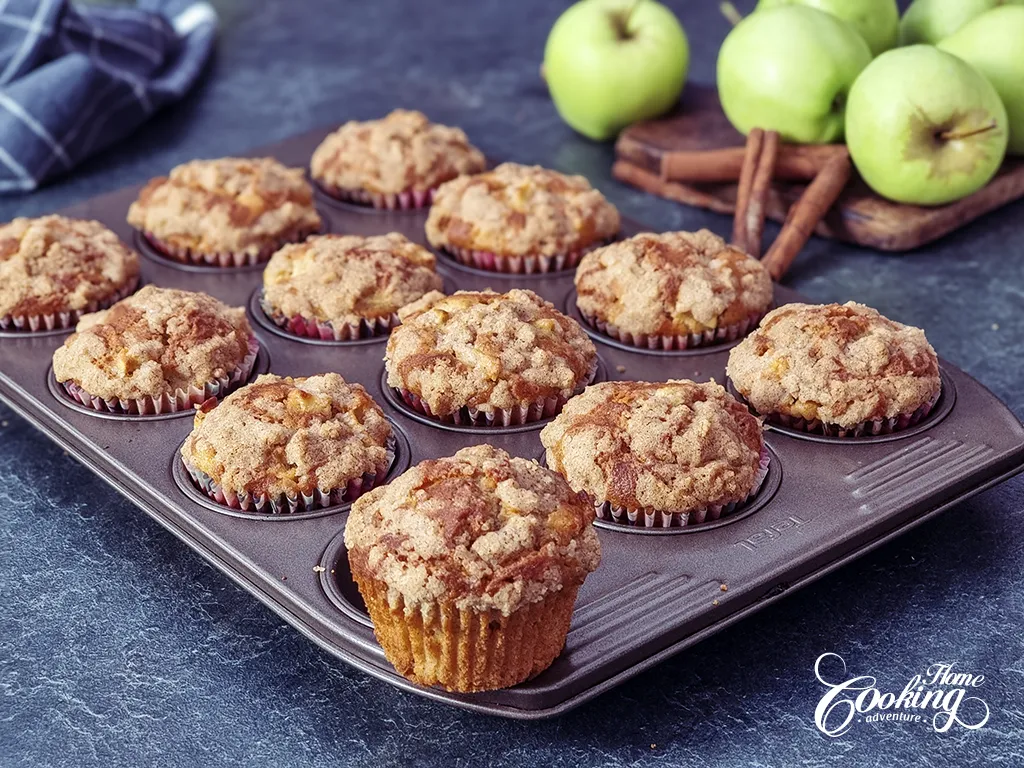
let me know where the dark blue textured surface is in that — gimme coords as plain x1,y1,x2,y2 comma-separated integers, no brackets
1,1,1022,765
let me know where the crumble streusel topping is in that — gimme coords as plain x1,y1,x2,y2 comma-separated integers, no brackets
425,162,620,257
541,380,764,513
126,157,321,256
344,444,601,615
726,302,941,427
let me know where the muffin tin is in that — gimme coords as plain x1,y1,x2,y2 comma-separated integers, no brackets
2,129,1024,720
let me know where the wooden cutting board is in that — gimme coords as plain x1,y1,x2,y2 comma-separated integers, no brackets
614,85,1024,252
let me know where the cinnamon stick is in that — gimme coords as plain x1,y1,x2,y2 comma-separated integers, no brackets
761,147,852,281
611,160,735,214
732,128,764,253
659,143,842,184
745,130,779,258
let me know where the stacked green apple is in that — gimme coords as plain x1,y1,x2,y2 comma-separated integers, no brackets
717,0,1024,206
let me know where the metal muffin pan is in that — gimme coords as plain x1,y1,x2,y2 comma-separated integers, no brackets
2,129,1023,720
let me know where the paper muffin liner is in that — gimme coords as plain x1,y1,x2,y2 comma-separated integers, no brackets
766,390,941,438
0,276,140,333
352,571,580,692
60,335,260,415
183,435,395,514
394,358,599,427
317,182,435,210
580,308,766,352
594,446,771,529
440,238,612,275
142,227,319,268
258,293,398,341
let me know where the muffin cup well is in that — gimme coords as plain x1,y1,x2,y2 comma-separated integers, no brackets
579,308,766,352
393,358,599,428
317,182,435,211
0,276,139,333
440,238,611,275
766,390,941,438
352,572,579,692
183,435,395,515
258,294,398,342
593,446,771,529
142,227,320,268
59,335,260,416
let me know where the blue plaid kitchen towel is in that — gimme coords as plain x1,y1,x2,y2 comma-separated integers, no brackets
0,0,216,193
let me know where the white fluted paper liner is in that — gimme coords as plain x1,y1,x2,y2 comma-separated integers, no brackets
60,335,260,415
394,357,599,427
579,309,766,352
317,183,435,210
258,293,398,341
768,389,941,438
143,228,319,268
441,238,612,275
594,446,771,529
0,276,139,333
184,435,395,514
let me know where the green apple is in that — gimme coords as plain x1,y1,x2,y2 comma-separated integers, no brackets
845,46,1008,205
543,0,689,141
898,0,1024,46
939,6,1024,155
755,0,899,56
717,6,871,144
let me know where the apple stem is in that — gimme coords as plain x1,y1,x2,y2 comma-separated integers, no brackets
611,0,644,40
939,120,999,142
720,2,743,26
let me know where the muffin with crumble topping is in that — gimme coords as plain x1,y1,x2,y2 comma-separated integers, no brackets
127,157,322,267
344,443,601,692
181,373,393,514
0,215,139,333
311,109,486,210
425,162,620,274
575,230,772,350
52,286,258,415
726,302,941,437
385,289,598,426
260,233,443,341
541,380,769,528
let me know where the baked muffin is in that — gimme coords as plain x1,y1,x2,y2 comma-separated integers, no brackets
345,444,601,692
0,215,139,332
310,109,486,210
541,380,768,528
53,286,257,415
261,233,443,341
181,373,393,513
726,302,941,437
385,289,598,426
575,230,772,350
127,157,322,267
425,162,620,274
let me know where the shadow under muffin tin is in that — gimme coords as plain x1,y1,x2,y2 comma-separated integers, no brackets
1,127,1023,720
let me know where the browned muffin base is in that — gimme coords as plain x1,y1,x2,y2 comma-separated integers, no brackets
353,571,577,692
